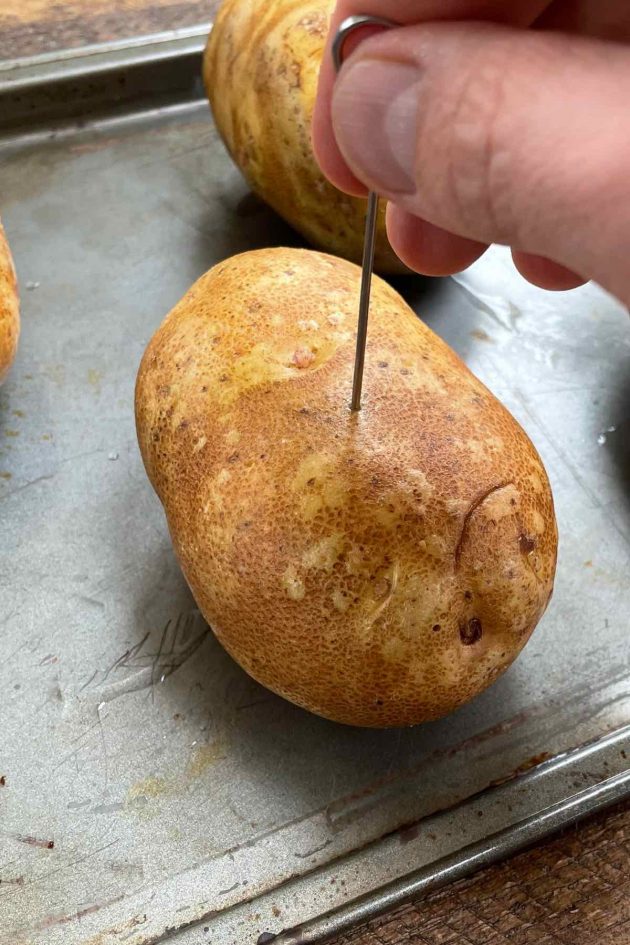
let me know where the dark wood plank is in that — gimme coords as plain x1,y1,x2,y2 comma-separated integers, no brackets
0,0,218,59
330,800,630,945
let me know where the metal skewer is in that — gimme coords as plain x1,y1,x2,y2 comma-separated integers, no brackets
332,15,394,412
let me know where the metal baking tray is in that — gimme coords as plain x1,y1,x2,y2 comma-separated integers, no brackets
1,28,629,945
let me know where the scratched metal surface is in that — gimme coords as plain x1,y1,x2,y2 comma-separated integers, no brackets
0,47,629,945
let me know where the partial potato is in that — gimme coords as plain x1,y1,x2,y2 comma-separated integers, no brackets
0,220,19,384
136,248,557,728
204,0,405,274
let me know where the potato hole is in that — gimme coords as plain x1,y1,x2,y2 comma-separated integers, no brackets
460,618,483,646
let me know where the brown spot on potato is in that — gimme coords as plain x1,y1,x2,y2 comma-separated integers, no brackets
519,534,537,554
461,618,483,646
373,578,391,599
291,347,315,369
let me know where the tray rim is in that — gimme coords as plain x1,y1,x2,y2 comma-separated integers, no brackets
0,24,211,81
273,763,630,944
0,27,213,149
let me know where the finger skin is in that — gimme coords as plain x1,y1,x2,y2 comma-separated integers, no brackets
327,22,630,303
387,206,587,289
511,251,586,291
313,0,550,196
386,204,488,277
315,1,630,296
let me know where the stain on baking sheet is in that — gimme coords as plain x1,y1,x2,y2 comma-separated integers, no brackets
125,738,227,810
11,834,54,849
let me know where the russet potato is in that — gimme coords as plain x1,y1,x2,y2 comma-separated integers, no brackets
0,220,19,384
204,0,405,274
135,248,557,728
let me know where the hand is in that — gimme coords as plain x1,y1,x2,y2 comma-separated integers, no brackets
313,2,630,305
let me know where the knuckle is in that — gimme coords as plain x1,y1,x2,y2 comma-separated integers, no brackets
441,44,518,242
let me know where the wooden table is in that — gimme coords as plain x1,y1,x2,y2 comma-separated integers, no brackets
337,800,630,945
2,3,630,943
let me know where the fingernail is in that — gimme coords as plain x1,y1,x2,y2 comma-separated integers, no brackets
332,59,420,195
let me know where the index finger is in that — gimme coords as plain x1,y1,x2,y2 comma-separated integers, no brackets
313,0,552,196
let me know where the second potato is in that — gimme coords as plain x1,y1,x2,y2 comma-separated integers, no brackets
204,0,405,273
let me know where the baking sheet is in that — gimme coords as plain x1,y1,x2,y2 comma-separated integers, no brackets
0,36,629,945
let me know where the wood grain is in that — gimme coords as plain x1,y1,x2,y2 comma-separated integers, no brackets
330,800,630,945
0,0,216,59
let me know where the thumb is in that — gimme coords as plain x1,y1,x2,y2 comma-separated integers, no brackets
331,22,630,303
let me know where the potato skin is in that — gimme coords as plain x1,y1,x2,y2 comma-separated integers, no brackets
136,248,557,728
204,0,405,274
0,220,19,384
